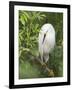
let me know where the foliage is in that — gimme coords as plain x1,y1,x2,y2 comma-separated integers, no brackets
19,10,63,79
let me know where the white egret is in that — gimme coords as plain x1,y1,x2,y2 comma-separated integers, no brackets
38,23,55,64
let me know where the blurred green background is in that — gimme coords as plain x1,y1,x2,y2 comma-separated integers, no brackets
19,10,63,79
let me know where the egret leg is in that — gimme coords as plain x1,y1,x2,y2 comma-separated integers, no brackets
43,60,54,77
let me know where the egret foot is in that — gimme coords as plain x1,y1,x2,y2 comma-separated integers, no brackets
48,69,54,77
40,61,45,66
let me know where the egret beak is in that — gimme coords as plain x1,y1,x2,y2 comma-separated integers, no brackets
42,30,48,44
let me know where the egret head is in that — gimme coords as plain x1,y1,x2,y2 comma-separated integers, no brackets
40,23,55,34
